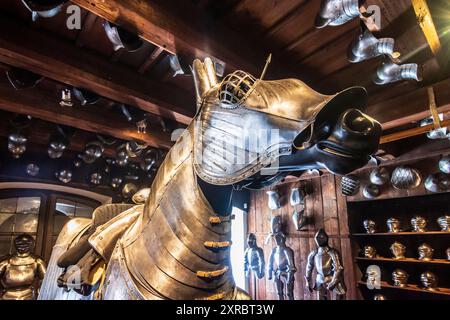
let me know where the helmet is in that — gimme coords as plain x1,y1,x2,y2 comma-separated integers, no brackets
73,87,101,106
315,0,361,29
392,269,408,287
21,0,67,21
315,228,329,247
421,272,438,290
439,155,450,173
274,232,286,246
6,67,43,89
14,234,34,254
341,175,360,196
247,233,257,247
424,173,450,193
374,58,421,85
103,21,143,52
348,22,395,63
363,184,380,199
391,166,422,190
369,167,390,185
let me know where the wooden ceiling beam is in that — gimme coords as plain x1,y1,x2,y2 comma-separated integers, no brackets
412,0,441,56
0,15,194,125
0,118,119,158
70,0,282,77
380,118,450,144
366,77,450,130
264,0,312,38
138,47,164,74
75,12,97,47
312,2,430,93
0,77,173,149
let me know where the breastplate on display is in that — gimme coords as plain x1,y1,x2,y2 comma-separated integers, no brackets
315,248,333,278
246,249,260,272
1,256,37,300
273,249,290,274
2,256,36,288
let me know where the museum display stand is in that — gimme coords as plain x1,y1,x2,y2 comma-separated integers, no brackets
346,155,450,300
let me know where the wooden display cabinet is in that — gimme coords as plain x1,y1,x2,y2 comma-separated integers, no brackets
347,155,450,300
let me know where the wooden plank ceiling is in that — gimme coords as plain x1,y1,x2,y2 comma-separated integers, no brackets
0,0,449,167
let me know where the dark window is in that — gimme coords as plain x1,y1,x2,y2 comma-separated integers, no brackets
0,197,41,257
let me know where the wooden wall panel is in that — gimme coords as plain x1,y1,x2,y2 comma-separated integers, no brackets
247,174,358,300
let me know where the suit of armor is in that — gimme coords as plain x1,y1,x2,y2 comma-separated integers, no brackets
268,233,296,300
305,229,346,300
0,234,46,300
244,233,265,279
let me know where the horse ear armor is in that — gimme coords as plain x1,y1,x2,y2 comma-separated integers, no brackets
192,58,219,109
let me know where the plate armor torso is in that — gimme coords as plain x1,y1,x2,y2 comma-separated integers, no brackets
244,247,264,278
101,124,238,300
306,246,346,298
271,247,294,275
315,247,335,280
0,255,46,300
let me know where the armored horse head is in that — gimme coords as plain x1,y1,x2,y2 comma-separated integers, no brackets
39,57,381,301
191,58,381,190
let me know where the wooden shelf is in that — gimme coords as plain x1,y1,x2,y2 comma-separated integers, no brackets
356,257,450,265
346,170,450,300
358,281,450,296
353,231,450,236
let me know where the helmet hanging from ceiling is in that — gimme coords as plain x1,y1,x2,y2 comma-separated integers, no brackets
103,21,144,52
21,0,67,21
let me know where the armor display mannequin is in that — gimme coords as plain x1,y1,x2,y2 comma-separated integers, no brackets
267,233,296,300
244,233,265,279
0,234,46,300
305,229,346,300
